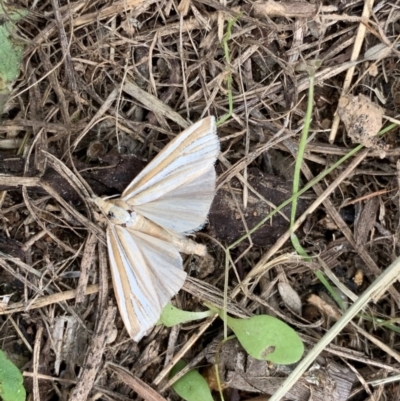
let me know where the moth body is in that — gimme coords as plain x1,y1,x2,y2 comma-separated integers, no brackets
93,196,206,256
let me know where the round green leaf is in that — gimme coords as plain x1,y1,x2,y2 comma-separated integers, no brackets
0,350,26,401
226,314,304,364
0,4,27,89
170,360,213,401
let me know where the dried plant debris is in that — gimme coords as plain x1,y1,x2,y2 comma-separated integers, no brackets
206,339,356,401
251,0,319,18
354,197,379,247
52,316,88,377
2,1,400,400
0,154,146,201
278,281,302,316
337,94,387,154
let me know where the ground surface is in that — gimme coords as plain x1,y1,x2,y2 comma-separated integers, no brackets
1,1,400,400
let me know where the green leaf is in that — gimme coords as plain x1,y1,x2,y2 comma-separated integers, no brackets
0,350,26,401
208,305,304,365
158,303,214,327
170,360,213,401
0,4,28,114
290,233,310,261
227,315,304,364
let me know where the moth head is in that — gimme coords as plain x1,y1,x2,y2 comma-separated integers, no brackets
93,196,132,225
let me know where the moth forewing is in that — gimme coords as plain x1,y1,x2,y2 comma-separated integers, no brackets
108,225,187,341
107,228,151,339
132,166,216,234
121,116,219,206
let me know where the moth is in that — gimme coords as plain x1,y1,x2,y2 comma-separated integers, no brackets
93,116,219,341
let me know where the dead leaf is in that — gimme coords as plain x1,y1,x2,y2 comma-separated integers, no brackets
307,294,341,321
337,94,387,156
278,282,302,315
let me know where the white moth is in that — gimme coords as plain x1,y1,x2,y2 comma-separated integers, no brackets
93,117,219,341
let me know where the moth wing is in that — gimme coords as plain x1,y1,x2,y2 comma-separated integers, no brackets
121,116,219,232
133,166,216,233
107,224,187,342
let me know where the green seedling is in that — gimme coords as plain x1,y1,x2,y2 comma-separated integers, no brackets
160,301,304,365
170,360,213,401
290,60,321,258
0,350,26,401
208,305,304,365
217,14,241,126
158,303,214,327
0,3,28,114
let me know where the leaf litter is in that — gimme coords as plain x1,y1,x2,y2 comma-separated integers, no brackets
1,1,400,401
